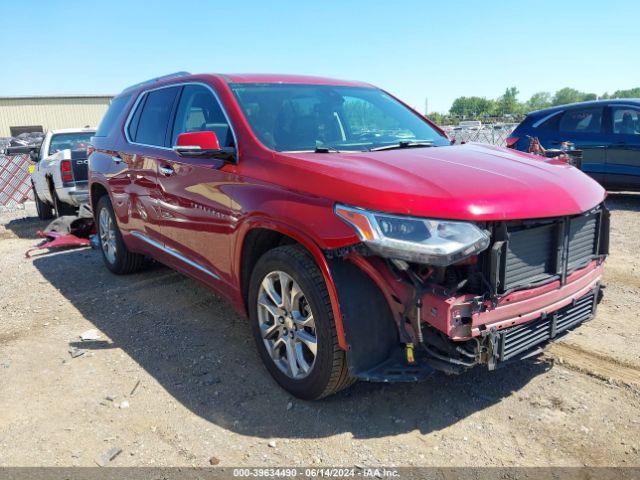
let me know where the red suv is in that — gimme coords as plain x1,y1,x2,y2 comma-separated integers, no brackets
89,72,609,399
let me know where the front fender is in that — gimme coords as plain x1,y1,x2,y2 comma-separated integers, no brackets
234,216,351,350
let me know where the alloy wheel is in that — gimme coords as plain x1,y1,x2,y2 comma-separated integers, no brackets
99,207,117,264
257,270,318,379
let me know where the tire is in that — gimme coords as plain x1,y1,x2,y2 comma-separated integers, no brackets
32,184,54,220
96,195,144,274
248,245,354,400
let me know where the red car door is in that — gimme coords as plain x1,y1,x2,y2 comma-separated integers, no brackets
155,83,238,290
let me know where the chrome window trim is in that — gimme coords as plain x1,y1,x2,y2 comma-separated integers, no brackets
123,81,239,158
130,231,220,280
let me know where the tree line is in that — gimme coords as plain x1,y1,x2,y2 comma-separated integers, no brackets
427,87,640,125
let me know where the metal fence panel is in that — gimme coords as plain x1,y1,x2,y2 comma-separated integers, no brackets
0,154,33,210
444,124,517,146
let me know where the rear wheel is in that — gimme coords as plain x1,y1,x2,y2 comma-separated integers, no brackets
96,195,144,274
248,245,354,399
32,184,54,220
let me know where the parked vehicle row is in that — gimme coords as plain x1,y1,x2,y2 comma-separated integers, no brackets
87,72,609,400
507,99,640,191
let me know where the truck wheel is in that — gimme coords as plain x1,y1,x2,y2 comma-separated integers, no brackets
32,184,54,220
96,195,144,274
248,245,354,400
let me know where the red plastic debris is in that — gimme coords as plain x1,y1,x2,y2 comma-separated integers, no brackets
25,231,91,258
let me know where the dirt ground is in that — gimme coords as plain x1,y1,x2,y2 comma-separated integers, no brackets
0,196,639,468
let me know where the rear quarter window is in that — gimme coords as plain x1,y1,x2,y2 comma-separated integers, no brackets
95,95,132,137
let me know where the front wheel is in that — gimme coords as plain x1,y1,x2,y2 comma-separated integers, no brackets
96,195,144,274
248,245,354,400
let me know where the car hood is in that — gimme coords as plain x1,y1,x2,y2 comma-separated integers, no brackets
276,143,606,221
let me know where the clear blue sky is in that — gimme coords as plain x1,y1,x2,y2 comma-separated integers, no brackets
2,0,638,113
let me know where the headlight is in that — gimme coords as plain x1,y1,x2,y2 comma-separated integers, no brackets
335,204,490,266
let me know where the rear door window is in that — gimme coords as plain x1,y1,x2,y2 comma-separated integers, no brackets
559,107,603,134
611,106,640,135
170,85,233,147
132,87,180,147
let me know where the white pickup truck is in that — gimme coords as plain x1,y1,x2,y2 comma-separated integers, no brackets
19,128,95,219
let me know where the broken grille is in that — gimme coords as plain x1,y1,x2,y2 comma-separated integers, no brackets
497,289,597,361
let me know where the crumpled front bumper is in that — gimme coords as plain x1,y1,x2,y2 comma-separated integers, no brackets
421,259,604,340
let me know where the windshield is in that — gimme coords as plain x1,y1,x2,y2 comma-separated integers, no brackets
48,132,94,155
229,84,449,152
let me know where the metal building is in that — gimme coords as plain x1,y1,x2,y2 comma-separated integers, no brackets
0,95,113,137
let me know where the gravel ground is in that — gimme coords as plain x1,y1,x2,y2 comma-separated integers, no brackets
0,196,639,468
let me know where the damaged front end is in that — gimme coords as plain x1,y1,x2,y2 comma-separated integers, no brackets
329,203,609,382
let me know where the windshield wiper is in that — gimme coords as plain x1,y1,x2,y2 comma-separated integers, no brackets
369,140,434,152
314,145,341,153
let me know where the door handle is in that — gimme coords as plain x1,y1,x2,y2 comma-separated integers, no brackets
159,165,175,176
111,155,123,164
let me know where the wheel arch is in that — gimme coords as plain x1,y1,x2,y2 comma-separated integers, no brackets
236,221,348,350
90,182,110,215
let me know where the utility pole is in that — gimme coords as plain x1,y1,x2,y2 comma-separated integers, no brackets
424,97,429,115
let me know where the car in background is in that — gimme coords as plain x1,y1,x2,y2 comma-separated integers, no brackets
28,128,95,219
89,72,607,400
456,120,482,130
507,99,640,191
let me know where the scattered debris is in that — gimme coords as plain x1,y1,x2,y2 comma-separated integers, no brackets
130,379,141,396
96,447,122,467
268,440,277,448
209,456,220,465
80,329,100,341
105,395,116,402
286,401,293,411
68,347,86,358
119,400,130,409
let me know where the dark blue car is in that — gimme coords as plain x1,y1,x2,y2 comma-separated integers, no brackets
508,99,640,191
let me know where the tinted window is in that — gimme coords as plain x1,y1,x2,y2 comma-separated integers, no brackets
133,87,180,146
532,112,561,130
171,85,233,147
612,106,640,135
559,107,603,133
127,94,147,141
95,95,131,137
230,84,448,152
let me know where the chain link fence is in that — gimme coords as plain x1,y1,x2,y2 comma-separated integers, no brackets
443,124,518,146
0,154,33,211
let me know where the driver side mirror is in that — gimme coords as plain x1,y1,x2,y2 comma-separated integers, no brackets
173,131,235,163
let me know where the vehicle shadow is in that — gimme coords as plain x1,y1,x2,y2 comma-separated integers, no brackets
605,192,640,212
32,249,548,440
2,215,50,239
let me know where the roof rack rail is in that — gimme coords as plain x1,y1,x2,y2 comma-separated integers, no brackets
121,71,191,93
